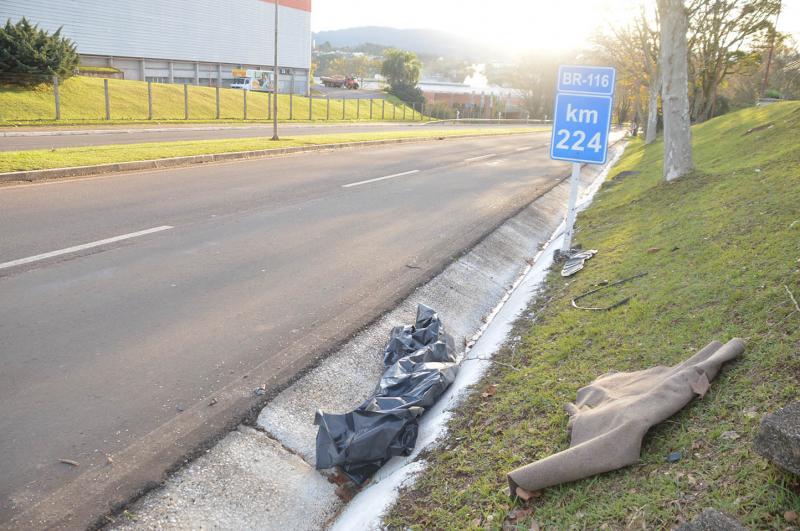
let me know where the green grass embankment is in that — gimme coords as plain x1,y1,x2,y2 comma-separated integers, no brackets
0,76,422,125
386,102,800,529
0,128,539,173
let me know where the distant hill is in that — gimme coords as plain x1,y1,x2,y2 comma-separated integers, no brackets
313,27,502,59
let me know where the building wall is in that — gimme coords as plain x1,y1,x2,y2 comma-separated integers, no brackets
0,0,311,69
79,54,307,94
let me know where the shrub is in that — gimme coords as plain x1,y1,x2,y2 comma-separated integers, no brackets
0,17,78,83
388,82,424,105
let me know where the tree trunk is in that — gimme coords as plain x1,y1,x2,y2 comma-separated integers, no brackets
645,71,660,144
658,0,693,181
634,84,644,135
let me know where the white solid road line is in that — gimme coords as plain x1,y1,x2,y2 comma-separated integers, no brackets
515,146,534,152
342,169,420,188
464,153,496,163
0,225,174,270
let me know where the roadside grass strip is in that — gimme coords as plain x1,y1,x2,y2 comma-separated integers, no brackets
0,128,539,173
0,76,421,124
385,102,800,529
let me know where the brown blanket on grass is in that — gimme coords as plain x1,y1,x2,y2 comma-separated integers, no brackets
507,338,745,494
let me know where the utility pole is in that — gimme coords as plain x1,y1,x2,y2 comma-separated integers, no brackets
271,0,280,140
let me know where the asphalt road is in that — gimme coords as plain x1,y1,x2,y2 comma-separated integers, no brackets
0,122,539,152
0,132,569,524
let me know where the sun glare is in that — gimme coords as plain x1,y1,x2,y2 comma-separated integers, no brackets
313,0,642,56
483,0,639,54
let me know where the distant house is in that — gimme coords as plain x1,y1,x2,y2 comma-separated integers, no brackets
418,81,526,118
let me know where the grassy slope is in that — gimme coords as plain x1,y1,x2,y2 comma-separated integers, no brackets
0,128,537,173
0,76,420,124
386,102,800,529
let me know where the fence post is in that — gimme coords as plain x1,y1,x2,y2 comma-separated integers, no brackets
326,95,330,120
184,84,189,120
309,94,313,120
243,89,248,120
104,79,110,120
356,99,360,119
342,98,345,119
411,103,415,121
216,86,220,119
369,98,373,119
381,99,385,120
53,75,61,120
148,81,153,120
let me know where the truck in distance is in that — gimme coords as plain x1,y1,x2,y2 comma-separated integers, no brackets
320,75,360,89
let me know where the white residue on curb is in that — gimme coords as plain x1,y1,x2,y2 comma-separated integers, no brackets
331,144,627,531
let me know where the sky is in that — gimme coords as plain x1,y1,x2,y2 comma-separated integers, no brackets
779,1,800,40
311,0,800,53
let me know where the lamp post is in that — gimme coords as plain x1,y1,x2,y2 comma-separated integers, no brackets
271,0,279,140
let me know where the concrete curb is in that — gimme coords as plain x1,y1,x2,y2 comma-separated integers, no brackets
425,118,552,126
0,132,533,184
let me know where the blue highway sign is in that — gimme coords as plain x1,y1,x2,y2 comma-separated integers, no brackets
551,65,616,165
550,93,613,165
557,65,616,96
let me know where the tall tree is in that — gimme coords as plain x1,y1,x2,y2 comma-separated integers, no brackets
507,52,570,120
636,8,661,144
686,0,780,121
658,0,694,181
381,49,421,88
381,48,423,104
592,6,660,143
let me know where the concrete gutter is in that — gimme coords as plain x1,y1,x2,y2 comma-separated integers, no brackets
0,132,534,184
332,144,626,530
108,139,626,530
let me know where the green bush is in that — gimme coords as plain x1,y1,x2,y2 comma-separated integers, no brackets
0,17,78,83
382,49,424,105
388,82,424,105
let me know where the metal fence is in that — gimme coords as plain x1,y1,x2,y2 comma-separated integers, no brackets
0,73,435,123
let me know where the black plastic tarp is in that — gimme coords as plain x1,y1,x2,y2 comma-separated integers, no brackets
314,304,458,483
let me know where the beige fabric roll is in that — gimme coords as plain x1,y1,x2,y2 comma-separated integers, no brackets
507,338,745,494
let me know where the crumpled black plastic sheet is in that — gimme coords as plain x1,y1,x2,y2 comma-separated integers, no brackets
314,304,458,484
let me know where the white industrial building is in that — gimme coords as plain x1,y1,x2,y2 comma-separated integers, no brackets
1,0,312,94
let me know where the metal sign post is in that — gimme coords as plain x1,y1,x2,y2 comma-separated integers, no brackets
550,65,616,251
562,162,582,253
